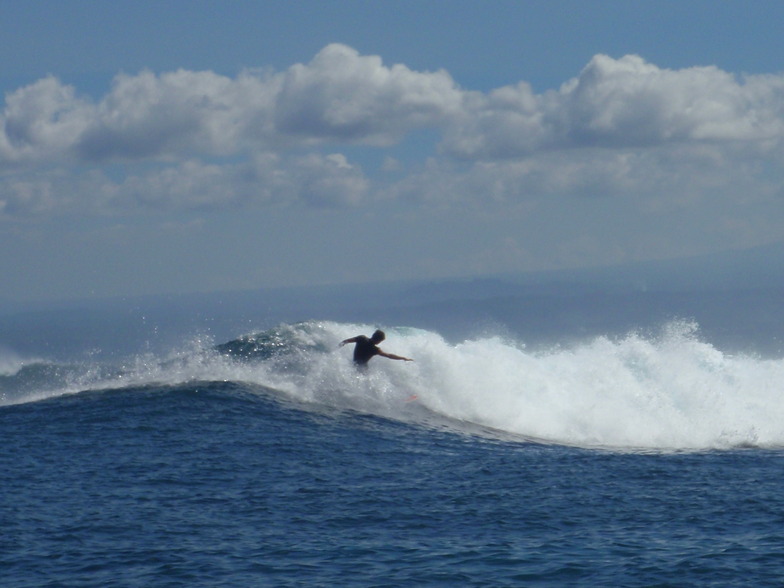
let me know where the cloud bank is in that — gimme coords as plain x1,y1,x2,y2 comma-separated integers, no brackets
2,44,784,216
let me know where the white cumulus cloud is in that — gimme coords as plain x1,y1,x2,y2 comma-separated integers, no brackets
274,43,461,145
442,54,784,159
0,76,93,165
3,46,784,217
0,43,461,167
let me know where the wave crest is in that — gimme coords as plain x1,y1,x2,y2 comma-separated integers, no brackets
5,319,784,451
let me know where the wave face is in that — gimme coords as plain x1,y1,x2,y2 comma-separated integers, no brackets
3,320,784,451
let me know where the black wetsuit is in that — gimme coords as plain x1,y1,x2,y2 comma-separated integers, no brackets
352,335,380,366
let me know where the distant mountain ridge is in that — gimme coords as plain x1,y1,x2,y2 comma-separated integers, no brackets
3,241,784,359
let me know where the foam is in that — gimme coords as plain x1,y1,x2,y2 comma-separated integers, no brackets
6,320,784,450
268,321,784,450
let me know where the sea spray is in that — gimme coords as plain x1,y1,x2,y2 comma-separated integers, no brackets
208,320,784,450
4,319,784,450
386,320,783,449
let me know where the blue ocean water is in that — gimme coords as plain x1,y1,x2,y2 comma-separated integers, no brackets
3,279,784,586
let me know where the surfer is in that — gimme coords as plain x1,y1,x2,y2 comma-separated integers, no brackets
340,329,413,367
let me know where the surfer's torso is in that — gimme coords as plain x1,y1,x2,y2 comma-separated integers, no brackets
352,335,380,365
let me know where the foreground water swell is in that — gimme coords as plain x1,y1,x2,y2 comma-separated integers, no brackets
2,383,783,586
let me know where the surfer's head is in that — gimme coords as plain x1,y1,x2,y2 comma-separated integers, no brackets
371,329,386,344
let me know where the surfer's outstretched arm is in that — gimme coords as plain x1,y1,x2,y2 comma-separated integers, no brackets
340,337,360,347
377,350,413,362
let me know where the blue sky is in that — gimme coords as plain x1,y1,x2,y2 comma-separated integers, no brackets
3,0,784,302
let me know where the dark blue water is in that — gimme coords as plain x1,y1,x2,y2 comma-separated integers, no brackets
3,379,784,586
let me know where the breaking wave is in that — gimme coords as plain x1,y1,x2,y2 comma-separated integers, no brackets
3,320,784,451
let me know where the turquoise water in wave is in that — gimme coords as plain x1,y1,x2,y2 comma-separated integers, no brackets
3,279,784,585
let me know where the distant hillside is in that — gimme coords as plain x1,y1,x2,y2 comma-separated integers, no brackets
3,242,784,358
